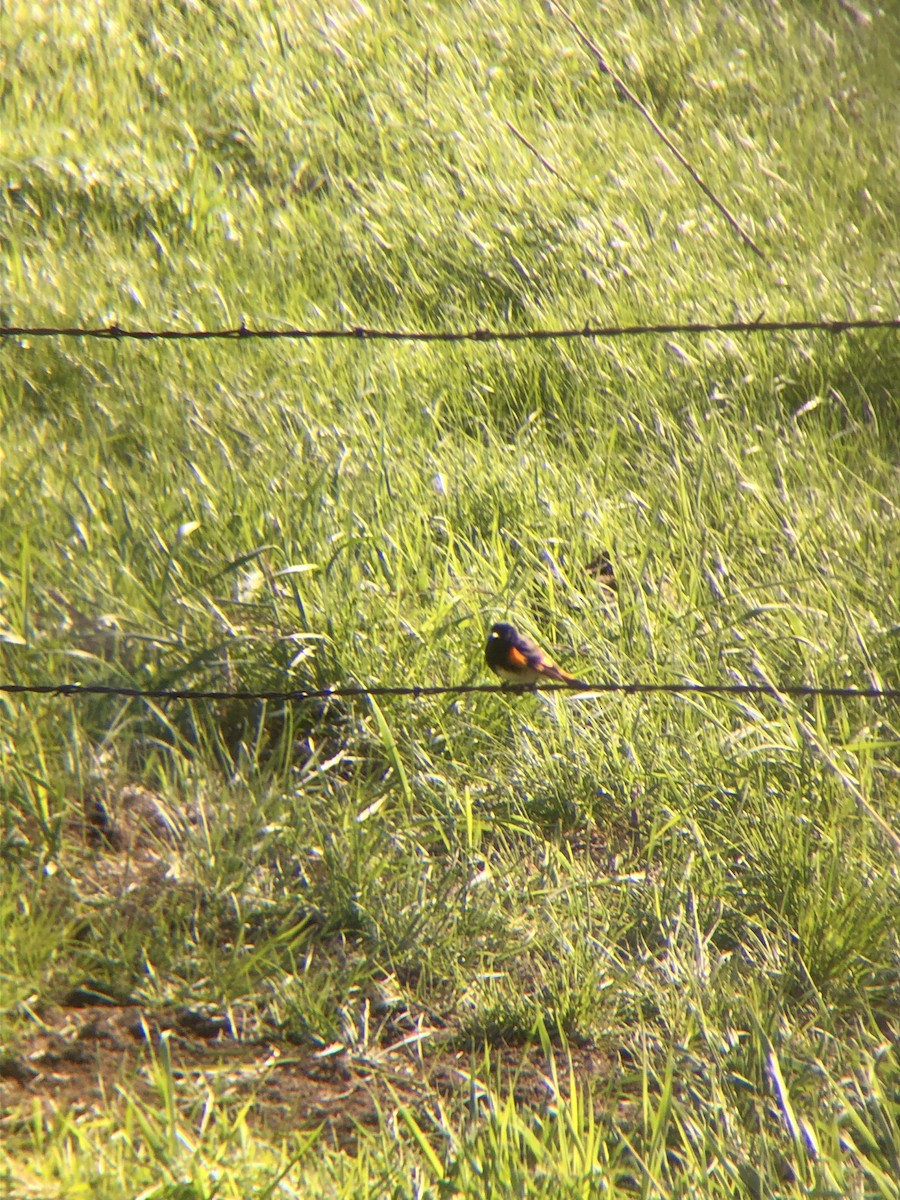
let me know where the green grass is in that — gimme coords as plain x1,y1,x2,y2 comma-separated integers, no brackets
1,0,899,1195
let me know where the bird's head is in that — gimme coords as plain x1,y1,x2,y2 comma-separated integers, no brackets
488,622,517,641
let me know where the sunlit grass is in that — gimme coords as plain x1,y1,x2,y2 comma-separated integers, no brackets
1,0,898,1195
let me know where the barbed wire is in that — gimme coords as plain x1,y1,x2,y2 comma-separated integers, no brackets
1,680,897,703
1,316,898,345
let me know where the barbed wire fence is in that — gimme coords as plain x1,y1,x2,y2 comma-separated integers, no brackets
1,680,897,702
2,315,898,344
5,315,896,712
3,309,898,853
4,676,897,853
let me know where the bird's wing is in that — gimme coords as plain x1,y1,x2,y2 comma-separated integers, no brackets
506,646,531,671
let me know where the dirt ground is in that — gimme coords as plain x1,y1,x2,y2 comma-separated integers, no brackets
2,785,626,1147
0,1000,620,1147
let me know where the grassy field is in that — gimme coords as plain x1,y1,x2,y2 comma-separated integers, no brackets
1,0,899,1195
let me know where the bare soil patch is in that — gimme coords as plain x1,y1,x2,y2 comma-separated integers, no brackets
1,1002,620,1147
2,784,623,1146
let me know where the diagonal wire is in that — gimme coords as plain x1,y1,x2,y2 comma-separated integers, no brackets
548,0,766,259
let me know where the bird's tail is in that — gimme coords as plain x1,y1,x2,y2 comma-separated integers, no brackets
542,664,590,688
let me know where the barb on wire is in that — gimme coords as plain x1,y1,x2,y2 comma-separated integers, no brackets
548,0,766,260
1,680,897,703
1,317,897,344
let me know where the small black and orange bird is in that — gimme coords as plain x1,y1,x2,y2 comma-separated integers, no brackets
485,622,588,688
